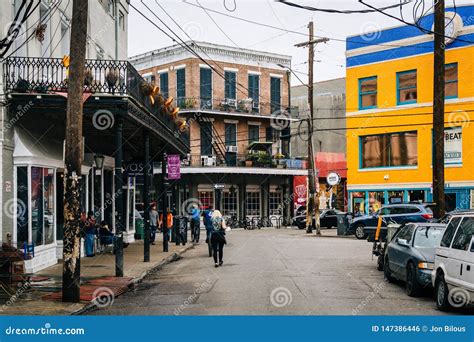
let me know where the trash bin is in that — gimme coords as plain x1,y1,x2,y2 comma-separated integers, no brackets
337,213,351,236
175,216,188,246
135,219,144,240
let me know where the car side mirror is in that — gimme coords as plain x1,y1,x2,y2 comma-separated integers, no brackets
397,238,409,247
470,237,474,252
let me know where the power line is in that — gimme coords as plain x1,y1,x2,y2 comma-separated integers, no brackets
359,0,474,44
276,0,412,14
137,1,281,107
196,0,240,48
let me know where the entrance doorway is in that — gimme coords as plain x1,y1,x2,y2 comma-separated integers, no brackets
445,193,457,212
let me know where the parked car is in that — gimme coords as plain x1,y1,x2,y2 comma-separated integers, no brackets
293,209,344,230
383,223,446,296
432,212,474,311
349,203,434,240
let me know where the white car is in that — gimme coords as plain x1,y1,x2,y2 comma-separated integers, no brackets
432,212,474,310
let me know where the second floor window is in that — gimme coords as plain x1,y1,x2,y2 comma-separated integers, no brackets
176,68,186,106
360,131,418,168
359,76,377,109
200,121,213,156
160,72,169,99
248,125,260,144
248,74,260,113
270,77,281,114
397,70,417,105
445,63,458,99
225,71,236,101
200,67,212,109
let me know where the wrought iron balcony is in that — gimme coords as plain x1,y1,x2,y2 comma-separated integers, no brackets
183,153,307,169
175,97,300,118
2,56,188,142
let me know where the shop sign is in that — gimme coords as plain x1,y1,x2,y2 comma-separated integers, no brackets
293,176,307,213
444,127,462,164
167,154,181,180
214,184,225,189
326,172,341,186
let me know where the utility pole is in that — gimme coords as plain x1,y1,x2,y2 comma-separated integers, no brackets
295,22,328,235
432,0,445,218
62,0,88,302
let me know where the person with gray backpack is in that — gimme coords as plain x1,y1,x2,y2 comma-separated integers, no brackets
210,210,227,267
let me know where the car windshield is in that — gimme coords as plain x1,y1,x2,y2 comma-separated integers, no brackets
413,226,445,248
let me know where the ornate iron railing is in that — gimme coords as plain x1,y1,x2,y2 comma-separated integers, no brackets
183,153,307,169
2,56,187,142
175,97,300,118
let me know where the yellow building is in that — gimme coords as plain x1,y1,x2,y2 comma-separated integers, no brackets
346,4,474,215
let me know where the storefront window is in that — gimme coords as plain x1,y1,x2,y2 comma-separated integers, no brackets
223,191,237,216
246,191,260,216
16,166,29,247
368,191,384,214
30,167,55,246
269,191,283,216
352,192,366,216
199,191,214,210
388,190,404,204
408,190,425,203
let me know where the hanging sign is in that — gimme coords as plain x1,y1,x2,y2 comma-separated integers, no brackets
444,127,462,165
326,172,341,186
167,154,181,180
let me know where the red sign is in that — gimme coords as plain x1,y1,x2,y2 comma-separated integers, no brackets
293,176,307,213
167,155,181,180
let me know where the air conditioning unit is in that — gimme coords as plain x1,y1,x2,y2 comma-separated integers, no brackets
226,145,238,153
201,155,216,166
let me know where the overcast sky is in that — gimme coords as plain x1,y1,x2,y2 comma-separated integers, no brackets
128,0,469,85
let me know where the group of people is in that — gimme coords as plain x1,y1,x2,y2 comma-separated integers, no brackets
148,205,173,245
82,211,115,257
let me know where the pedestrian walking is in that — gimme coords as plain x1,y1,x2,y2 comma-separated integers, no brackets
190,206,201,243
203,206,213,242
149,205,159,245
160,208,173,242
210,210,227,267
84,211,97,257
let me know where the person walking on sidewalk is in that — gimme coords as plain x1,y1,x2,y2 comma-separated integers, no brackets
190,206,201,243
149,205,159,245
84,211,97,257
210,210,227,267
203,206,214,243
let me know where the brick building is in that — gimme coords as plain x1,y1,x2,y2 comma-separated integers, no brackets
130,42,307,223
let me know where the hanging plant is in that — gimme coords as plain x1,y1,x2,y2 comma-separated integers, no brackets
168,106,179,120
176,117,188,132
154,94,165,107
35,23,47,42
106,69,118,87
84,69,93,86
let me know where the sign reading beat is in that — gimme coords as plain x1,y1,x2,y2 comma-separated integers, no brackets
444,127,462,165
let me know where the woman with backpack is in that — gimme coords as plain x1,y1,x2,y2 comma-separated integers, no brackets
210,210,227,267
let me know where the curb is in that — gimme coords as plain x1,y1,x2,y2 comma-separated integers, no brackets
71,243,195,315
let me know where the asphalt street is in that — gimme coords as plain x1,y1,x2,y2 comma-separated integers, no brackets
88,228,452,315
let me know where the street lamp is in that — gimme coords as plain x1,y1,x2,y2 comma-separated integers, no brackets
94,154,105,169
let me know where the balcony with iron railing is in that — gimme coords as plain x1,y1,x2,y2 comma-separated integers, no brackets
175,96,300,119
2,56,188,143
183,153,308,169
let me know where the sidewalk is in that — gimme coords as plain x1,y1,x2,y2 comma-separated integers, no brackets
0,236,194,316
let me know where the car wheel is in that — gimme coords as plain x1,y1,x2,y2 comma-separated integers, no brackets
406,262,420,297
377,254,384,271
435,272,451,311
354,224,367,239
384,256,395,282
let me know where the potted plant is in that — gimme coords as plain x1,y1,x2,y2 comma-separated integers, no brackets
106,69,118,87
256,153,272,168
273,152,287,168
84,68,93,86
245,153,258,167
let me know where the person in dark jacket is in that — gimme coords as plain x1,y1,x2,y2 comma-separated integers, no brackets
210,210,227,267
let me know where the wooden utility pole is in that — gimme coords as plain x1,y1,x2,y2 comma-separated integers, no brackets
62,0,88,302
432,0,445,218
295,22,328,235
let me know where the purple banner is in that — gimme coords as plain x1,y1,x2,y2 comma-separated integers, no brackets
167,154,181,180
